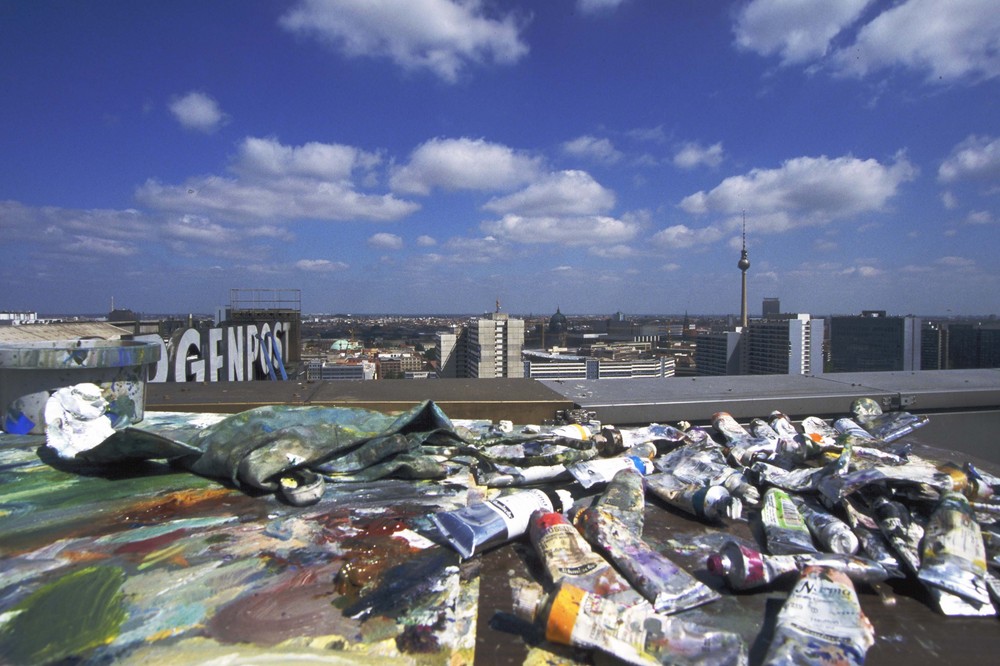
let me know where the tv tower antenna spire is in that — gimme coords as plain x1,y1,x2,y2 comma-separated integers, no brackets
738,211,750,329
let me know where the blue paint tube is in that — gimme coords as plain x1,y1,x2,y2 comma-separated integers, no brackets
762,566,875,666
431,487,573,559
566,454,653,489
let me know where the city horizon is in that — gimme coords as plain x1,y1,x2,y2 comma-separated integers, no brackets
3,2,999,316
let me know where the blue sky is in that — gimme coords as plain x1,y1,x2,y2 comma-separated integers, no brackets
2,0,999,317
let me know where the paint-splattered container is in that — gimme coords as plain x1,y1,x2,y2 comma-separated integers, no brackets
0,339,160,434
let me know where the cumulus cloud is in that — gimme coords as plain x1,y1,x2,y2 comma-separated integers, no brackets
416,234,437,246
562,135,623,164
650,224,725,249
830,0,1000,83
936,256,977,270
369,232,404,249
483,170,615,216
673,142,724,170
137,136,418,222
169,91,229,133
967,210,996,225
390,137,544,195
163,215,235,244
296,258,349,272
734,0,872,65
441,235,507,263
938,135,1000,183
279,0,529,83
577,0,629,14
680,153,917,231
481,214,638,246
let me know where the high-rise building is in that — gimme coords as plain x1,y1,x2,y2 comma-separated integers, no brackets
694,331,744,376
465,312,525,378
945,322,1000,369
435,331,460,378
744,314,822,375
828,311,922,372
762,297,780,317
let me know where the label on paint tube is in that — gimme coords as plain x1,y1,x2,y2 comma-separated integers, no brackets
761,488,818,555
567,456,653,489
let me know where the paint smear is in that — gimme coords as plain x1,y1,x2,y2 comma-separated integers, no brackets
0,565,126,664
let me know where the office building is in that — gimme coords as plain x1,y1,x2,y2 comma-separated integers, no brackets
522,350,675,380
945,322,1000,369
762,297,780,317
694,331,743,376
466,312,525,378
828,311,921,372
744,314,822,375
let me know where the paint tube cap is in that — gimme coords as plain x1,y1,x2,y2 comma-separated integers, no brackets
510,577,546,623
707,551,732,577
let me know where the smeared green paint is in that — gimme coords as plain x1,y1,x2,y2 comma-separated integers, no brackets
0,565,127,664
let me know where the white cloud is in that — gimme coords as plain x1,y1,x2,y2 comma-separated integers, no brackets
390,137,544,195
936,256,977,270
368,232,404,249
279,0,529,83
967,210,996,225
650,224,724,249
482,214,639,246
831,0,1000,83
416,234,437,246
169,91,229,133
680,153,917,231
938,135,1000,183
296,258,349,272
163,215,234,244
673,142,724,170
577,0,628,14
589,244,636,259
234,136,380,181
483,170,615,216
941,191,958,209
441,235,507,263
734,0,872,64
136,136,419,222
562,135,623,164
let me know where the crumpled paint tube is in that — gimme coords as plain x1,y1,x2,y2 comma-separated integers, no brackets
566,454,653,489
851,397,929,442
761,566,875,666
513,580,748,666
918,491,995,612
655,441,760,506
646,472,742,522
706,540,892,591
431,487,573,559
790,494,859,555
712,411,775,466
800,416,839,450
599,423,688,456
474,462,569,487
575,468,721,613
528,510,645,607
760,488,818,555
841,497,904,578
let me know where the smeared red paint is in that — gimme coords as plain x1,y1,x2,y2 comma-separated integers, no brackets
114,529,187,556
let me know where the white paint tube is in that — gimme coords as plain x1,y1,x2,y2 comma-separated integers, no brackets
514,580,748,666
431,487,573,559
712,411,774,465
790,494,859,555
706,540,892,591
918,491,995,612
760,488,818,555
600,423,688,455
566,455,653,489
646,472,742,522
528,510,645,608
655,444,760,505
548,423,594,441
762,566,875,666
475,462,569,487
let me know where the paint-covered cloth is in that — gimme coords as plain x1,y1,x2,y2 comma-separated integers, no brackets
67,400,465,492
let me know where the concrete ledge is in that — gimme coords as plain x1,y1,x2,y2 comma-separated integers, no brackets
146,378,575,424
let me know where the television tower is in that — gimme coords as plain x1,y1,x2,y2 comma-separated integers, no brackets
738,212,750,329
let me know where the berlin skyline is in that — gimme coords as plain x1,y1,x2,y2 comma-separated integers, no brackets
2,1,999,317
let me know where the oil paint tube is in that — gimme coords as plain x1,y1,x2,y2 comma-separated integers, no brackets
646,472,742,522
760,488,818,555
761,566,875,666
712,411,774,465
791,495,859,555
655,444,760,506
850,397,929,442
431,487,573,559
474,462,570,487
706,540,891,592
917,491,995,612
566,454,653,489
575,468,721,613
528,510,645,607
515,580,748,666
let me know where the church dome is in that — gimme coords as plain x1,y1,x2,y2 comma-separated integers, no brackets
549,307,568,334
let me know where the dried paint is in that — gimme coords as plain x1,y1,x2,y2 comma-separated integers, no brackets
0,565,127,664
918,491,994,611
